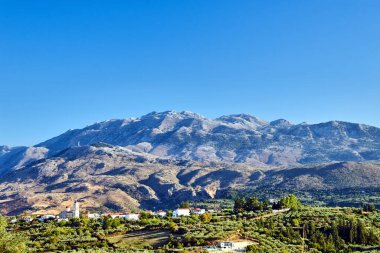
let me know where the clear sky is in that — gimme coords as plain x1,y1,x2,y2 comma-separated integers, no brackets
1,0,380,146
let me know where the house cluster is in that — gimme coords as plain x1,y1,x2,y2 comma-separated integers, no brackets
172,207,206,217
105,213,141,221
16,201,216,223
98,206,211,219
17,201,81,223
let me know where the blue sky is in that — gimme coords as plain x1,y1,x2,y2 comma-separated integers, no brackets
1,0,380,146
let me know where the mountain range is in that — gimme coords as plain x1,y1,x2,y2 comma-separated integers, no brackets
1,111,380,214
2,111,380,174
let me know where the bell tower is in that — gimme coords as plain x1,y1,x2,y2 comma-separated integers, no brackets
73,201,80,218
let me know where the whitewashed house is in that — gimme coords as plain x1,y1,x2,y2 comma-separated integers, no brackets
155,211,167,218
59,206,73,219
109,213,140,220
190,208,206,215
124,213,140,221
21,216,33,222
109,213,124,219
173,208,190,217
38,214,56,222
219,242,234,250
87,213,101,219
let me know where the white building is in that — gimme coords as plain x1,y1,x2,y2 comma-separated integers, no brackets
21,216,33,222
73,201,80,218
59,206,73,219
59,201,80,219
108,213,140,221
219,242,234,250
190,208,206,215
87,213,101,219
124,213,140,221
109,213,124,219
155,211,167,218
38,214,56,222
173,208,190,217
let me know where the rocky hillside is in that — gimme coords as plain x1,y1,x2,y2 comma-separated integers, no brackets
1,143,380,215
0,144,256,215
0,145,48,175
255,161,380,190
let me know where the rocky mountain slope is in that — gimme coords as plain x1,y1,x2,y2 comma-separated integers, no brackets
1,111,377,174
2,111,380,176
1,143,380,215
35,111,380,165
0,145,48,175
0,144,256,214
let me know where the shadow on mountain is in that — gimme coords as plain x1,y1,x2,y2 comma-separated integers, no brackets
192,169,242,188
177,169,201,185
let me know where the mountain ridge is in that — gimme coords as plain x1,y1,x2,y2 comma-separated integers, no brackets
1,111,380,175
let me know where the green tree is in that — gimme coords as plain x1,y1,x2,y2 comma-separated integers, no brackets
246,197,262,212
0,217,28,253
200,212,212,223
180,201,190,208
279,194,302,210
363,203,376,212
168,221,178,232
357,221,367,245
292,218,300,227
262,199,271,210
234,197,247,213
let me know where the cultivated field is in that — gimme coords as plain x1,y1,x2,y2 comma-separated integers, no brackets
106,230,171,249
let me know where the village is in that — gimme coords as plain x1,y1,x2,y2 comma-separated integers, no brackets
4,195,347,253
16,201,213,222
12,201,262,252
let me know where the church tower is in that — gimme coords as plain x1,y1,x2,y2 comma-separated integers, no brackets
73,201,80,218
